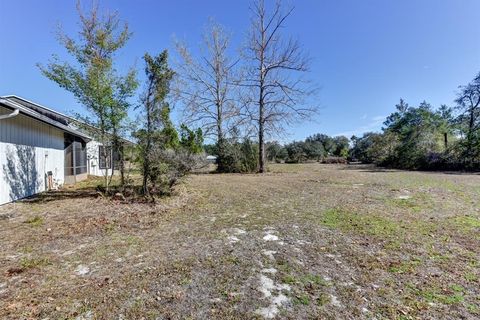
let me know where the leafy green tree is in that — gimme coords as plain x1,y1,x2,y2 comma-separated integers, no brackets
38,1,137,191
180,124,204,154
285,141,307,163
303,141,325,161
135,51,175,195
203,144,218,156
455,73,480,167
266,141,287,163
382,100,452,169
436,104,455,149
306,134,334,156
332,136,350,158
350,132,391,164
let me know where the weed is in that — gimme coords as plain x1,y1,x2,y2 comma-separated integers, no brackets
282,275,296,285
321,208,400,238
20,256,51,269
464,272,478,282
388,259,421,274
24,215,43,226
316,293,331,306
292,293,310,305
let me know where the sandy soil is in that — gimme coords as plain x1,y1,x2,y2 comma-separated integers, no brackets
0,164,479,319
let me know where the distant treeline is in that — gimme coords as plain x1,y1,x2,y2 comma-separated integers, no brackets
204,72,480,171
204,134,350,169
352,73,480,171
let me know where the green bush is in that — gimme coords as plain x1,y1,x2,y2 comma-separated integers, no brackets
217,139,258,173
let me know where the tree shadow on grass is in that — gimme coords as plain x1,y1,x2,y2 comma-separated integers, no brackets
19,188,101,204
340,163,480,176
340,164,391,173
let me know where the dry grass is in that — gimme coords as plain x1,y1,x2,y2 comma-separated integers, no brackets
0,164,479,319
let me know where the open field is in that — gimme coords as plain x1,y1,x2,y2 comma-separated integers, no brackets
1,164,479,319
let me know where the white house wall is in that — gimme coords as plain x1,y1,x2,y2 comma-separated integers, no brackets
0,106,65,205
86,140,114,177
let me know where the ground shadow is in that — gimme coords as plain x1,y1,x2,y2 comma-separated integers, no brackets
341,163,480,176
19,188,101,204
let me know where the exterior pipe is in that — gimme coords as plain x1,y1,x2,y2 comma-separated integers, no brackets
0,99,20,120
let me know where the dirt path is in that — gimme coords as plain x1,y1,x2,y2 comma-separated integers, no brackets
0,164,479,319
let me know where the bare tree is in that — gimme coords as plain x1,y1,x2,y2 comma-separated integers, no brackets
174,20,239,171
242,0,317,173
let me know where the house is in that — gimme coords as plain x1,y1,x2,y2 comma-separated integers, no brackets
0,95,123,205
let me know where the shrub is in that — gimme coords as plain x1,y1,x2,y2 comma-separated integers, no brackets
148,148,207,195
217,139,259,173
322,157,348,164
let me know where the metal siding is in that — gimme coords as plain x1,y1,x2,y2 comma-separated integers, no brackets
0,105,65,205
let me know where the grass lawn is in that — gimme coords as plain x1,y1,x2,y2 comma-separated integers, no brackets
0,163,479,319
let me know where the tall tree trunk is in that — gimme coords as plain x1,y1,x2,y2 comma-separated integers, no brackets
258,85,265,173
142,102,152,196
119,145,125,186
258,121,265,173
216,102,225,172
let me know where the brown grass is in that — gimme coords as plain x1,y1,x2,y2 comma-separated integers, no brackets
0,164,479,319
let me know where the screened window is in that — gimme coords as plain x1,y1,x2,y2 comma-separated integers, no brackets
99,145,112,169
64,135,87,176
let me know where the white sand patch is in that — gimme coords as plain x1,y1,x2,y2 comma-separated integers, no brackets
261,268,277,274
256,274,291,319
256,293,289,319
231,228,246,235
277,283,291,291
330,294,342,307
75,310,93,320
263,234,279,241
228,235,240,243
74,265,90,276
262,250,277,260
296,239,311,245
259,275,275,298
0,282,6,295
272,294,290,304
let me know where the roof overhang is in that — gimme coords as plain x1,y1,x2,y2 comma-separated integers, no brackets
0,98,91,142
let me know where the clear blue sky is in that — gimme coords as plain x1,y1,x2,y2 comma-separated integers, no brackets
1,0,479,142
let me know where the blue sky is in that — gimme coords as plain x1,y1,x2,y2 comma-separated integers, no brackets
1,0,479,142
